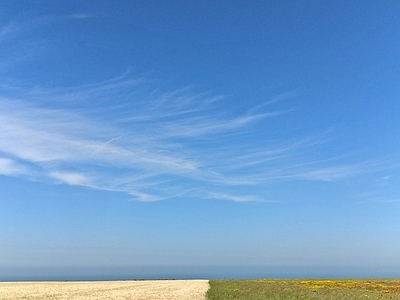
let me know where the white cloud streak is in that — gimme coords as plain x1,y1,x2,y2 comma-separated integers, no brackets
0,77,393,202
0,158,26,176
68,13,95,20
50,171,94,186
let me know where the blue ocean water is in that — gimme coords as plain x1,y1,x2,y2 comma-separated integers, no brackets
1,265,399,281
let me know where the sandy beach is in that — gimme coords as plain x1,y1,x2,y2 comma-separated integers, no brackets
0,280,209,300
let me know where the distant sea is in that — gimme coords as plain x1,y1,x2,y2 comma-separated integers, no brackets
1,265,399,281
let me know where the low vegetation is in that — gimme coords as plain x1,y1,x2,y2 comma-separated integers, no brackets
206,279,400,300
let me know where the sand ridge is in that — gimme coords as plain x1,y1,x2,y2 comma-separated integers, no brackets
0,280,210,300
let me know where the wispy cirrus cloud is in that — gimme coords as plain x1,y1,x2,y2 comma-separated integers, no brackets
292,163,383,181
205,192,264,203
49,171,94,186
0,76,394,202
356,191,400,204
0,158,26,176
68,13,96,20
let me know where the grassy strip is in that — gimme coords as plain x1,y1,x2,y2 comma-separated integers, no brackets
206,279,400,300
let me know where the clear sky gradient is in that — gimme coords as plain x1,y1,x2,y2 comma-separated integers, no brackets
1,1,400,280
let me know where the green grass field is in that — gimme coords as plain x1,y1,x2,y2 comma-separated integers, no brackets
206,279,400,300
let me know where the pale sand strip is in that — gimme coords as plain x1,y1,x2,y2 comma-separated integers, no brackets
0,280,209,300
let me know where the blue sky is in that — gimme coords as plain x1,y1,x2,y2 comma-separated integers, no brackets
1,1,400,279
